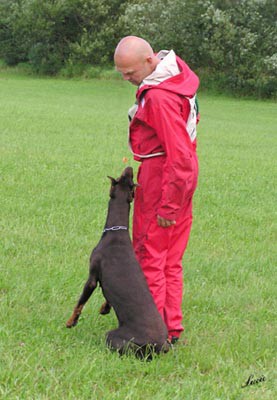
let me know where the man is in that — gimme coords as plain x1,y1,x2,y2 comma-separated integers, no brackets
114,36,199,344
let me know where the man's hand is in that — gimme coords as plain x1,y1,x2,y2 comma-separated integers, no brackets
157,215,176,228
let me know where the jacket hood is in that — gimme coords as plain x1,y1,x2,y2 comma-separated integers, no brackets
137,50,199,99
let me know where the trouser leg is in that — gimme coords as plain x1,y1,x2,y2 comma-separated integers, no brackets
164,200,193,337
136,218,171,318
133,156,197,335
133,212,193,334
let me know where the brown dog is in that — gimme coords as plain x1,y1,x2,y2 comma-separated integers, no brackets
66,167,169,357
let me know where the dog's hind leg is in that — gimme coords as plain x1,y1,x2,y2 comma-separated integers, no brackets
106,329,130,354
66,271,98,328
106,329,169,359
106,329,146,357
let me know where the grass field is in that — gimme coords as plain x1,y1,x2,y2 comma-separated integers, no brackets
0,70,276,399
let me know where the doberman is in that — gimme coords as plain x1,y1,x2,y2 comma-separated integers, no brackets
66,166,169,357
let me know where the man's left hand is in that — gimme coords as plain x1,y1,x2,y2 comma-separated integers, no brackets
157,215,176,228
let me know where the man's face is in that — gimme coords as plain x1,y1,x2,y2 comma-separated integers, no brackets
115,57,153,86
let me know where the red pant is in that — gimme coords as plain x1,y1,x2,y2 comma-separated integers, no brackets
133,155,198,338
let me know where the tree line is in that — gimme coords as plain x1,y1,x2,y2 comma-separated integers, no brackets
0,0,276,98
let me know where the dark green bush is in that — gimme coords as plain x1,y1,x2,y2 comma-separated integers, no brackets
0,0,276,97
120,0,276,98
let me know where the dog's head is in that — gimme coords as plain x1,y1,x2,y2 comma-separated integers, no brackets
108,167,137,203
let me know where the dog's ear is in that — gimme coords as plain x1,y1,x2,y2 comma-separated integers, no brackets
107,176,117,186
127,182,139,203
108,176,118,198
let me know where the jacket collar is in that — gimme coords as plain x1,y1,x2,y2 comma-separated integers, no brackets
140,50,180,88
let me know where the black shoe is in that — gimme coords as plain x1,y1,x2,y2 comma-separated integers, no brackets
167,336,179,346
167,336,188,346
170,336,179,345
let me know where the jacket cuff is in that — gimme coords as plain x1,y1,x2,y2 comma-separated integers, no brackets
157,207,178,221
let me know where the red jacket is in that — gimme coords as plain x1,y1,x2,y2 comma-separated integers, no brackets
129,56,200,220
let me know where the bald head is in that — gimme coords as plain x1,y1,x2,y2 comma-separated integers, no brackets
114,36,160,86
114,36,154,63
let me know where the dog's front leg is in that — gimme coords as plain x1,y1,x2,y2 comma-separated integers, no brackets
66,275,97,328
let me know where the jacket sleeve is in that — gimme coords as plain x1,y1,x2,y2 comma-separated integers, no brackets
144,90,195,220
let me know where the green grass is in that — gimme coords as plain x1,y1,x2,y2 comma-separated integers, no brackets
0,70,276,399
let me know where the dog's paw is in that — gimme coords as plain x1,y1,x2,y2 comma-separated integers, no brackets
99,302,111,315
66,317,78,328
66,306,83,327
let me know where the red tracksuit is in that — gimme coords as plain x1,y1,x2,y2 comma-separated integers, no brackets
130,54,200,339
